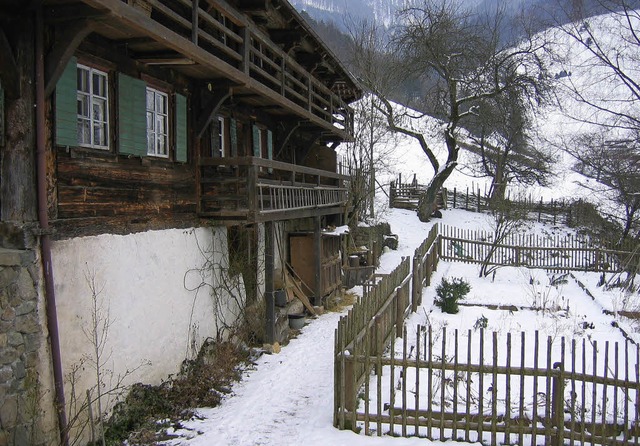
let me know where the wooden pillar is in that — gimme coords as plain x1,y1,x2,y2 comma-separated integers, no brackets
313,216,322,306
264,221,275,344
1,16,37,223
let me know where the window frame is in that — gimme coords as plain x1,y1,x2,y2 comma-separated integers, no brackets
217,116,229,158
76,63,110,150
146,86,170,158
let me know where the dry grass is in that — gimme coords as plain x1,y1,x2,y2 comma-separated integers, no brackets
325,290,358,313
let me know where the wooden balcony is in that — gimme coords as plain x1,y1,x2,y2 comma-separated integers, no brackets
198,157,349,222
69,0,356,140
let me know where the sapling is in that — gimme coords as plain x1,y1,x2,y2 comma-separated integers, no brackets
435,277,471,314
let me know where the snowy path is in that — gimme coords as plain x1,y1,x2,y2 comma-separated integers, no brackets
167,306,469,446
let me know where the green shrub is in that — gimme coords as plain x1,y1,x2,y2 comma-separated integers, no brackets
435,277,471,314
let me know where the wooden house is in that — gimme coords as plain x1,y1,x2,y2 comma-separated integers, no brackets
0,0,360,442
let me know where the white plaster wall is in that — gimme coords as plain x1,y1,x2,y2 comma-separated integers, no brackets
50,226,243,415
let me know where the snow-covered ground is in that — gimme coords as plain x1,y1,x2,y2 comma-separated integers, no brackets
164,204,638,445
159,9,640,445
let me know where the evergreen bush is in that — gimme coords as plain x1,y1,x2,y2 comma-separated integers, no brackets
435,277,471,314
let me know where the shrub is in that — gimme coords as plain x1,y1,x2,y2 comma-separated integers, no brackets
435,277,471,314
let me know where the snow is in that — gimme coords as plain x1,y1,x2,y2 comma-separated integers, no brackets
160,9,640,446
164,203,638,445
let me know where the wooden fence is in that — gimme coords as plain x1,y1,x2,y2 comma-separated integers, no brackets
347,325,640,446
439,225,638,273
389,176,607,228
334,225,440,429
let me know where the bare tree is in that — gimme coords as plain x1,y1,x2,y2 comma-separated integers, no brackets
463,88,556,201
567,131,640,241
550,0,640,241
554,0,640,133
343,19,400,224
367,0,552,221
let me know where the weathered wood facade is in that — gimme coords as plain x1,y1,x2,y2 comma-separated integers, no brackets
1,0,359,238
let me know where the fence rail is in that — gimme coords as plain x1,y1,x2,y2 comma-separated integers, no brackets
439,225,637,273
334,223,640,444
348,325,640,446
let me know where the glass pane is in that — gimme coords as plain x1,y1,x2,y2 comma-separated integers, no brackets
77,94,90,117
157,94,167,114
157,116,166,135
147,111,154,131
147,90,154,111
93,124,103,146
148,132,155,154
77,68,89,93
157,135,166,155
92,99,105,121
92,73,104,97
77,119,90,144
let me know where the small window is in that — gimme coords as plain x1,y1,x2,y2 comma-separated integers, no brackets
218,116,228,157
77,65,109,149
146,87,169,157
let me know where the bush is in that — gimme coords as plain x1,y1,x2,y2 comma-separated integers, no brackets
435,277,471,314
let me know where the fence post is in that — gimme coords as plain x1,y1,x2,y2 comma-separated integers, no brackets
396,286,405,338
412,256,420,312
453,187,457,208
344,356,356,414
551,361,565,446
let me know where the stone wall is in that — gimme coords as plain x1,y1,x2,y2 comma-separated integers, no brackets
0,247,45,445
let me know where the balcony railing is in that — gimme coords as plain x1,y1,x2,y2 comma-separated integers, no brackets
118,0,354,137
198,156,349,221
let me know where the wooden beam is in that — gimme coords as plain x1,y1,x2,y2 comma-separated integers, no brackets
236,0,268,12
195,86,232,139
44,19,96,98
0,28,19,99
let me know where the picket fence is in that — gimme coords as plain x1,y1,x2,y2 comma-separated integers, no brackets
334,224,640,445
439,225,637,273
346,325,640,446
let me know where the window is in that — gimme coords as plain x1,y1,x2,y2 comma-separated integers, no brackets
146,87,169,157
77,65,109,148
217,116,228,157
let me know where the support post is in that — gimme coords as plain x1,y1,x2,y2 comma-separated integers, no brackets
265,221,275,344
313,216,322,306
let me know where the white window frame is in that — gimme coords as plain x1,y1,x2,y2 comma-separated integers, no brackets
146,87,169,158
77,64,109,149
218,116,228,157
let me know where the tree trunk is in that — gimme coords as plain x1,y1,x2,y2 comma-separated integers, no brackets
417,162,456,222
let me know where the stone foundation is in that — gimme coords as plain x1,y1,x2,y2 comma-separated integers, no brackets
0,246,47,446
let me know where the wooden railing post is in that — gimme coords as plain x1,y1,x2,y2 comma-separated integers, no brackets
192,0,199,44
241,27,250,75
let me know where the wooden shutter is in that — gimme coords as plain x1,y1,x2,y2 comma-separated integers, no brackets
175,93,187,162
267,129,273,173
252,124,261,157
230,118,238,157
55,57,78,147
118,73,147,157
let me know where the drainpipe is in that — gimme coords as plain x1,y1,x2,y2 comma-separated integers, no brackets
35,8,69,445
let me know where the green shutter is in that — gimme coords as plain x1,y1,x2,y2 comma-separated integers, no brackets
118,73,147,157
252,124,260,157
55,57,78,147
230,118,238,157
266,129,273,173
175,93,187,162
